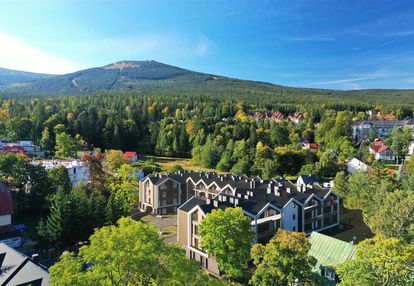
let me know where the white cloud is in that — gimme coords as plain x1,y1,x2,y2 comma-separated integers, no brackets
310,71,388,85
0,32,84,74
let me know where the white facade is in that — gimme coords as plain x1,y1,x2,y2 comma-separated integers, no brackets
408,142,414,157
35,160,89,188
281,200,299,231
347,157,368,173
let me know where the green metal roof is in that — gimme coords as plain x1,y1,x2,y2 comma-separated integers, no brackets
308,232,356,269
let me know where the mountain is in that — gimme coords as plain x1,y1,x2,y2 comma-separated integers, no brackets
0,60,226,94
0,67,53,86
1,60,414,106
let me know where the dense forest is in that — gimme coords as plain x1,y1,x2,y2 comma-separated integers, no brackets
0,89,413,179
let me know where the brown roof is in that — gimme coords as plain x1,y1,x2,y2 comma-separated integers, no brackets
0,183,13,215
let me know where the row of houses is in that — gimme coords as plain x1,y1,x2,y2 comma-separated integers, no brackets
351,120,414,143
139,172,341,277
252,112,304,124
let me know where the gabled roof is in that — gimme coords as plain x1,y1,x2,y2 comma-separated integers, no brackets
377,145,391,154
178,197,206,212
308,232,356,269
0,242,49,286
298,174,318,185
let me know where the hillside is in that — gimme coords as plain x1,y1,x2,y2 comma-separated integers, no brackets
0,67,52,86
1,60,414,106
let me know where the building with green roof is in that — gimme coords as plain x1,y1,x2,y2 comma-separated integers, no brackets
308,231,356,284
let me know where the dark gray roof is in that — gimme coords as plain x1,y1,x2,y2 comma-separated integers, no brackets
178,196,206,212
299,174,318,185
151,171,335,216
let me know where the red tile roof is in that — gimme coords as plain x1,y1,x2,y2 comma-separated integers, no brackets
2,145,25,155
309,143,319,150
124,151,137,158
377,145,390,154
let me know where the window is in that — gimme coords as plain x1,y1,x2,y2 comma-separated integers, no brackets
293,214,296,220
292,226,296,231
162,191,167,198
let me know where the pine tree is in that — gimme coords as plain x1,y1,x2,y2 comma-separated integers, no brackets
37,190,66,245
105,193,124,225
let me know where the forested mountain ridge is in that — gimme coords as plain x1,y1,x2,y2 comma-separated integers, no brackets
0,67,52,86
2,60,414,106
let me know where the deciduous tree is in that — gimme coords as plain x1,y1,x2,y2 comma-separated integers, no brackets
199,207,254,279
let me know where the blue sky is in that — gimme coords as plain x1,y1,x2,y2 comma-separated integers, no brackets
1,0,414,89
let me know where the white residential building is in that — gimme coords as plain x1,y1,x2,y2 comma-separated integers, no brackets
347,157,369,173
34,160,89,188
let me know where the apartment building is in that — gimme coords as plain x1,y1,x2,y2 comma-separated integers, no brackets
352,120,414,143
139,173,189,214
138,171,340,276
33,160,89,188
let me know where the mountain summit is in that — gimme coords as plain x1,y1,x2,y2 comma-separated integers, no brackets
0,60,225,94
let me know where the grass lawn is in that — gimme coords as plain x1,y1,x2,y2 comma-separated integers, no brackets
333,206,374,243
141,155,216,172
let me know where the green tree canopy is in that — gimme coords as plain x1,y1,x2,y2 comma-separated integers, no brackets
250,229,318,286
49,217,217,286
199,207,254,279
337,236,414,286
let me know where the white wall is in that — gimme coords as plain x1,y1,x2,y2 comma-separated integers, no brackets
282,201,299,231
